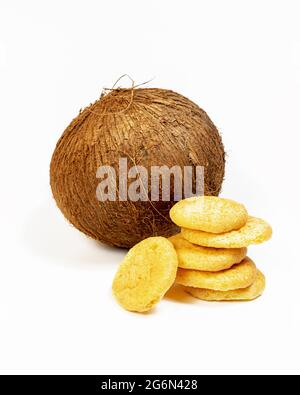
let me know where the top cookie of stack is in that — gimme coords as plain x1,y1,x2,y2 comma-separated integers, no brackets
170,196,272,248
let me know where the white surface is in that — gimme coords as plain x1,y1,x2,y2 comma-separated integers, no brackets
0,0,299,375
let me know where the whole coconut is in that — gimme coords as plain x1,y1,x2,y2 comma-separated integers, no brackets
50,88,225,248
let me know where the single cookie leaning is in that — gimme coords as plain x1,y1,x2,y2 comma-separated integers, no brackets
169,234,247,271
185,270,265,301
170,196,248,233
112,237,178,313
182,216,272,248
176,257,257,291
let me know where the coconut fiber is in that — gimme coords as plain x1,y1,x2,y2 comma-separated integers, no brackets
50,88,225,248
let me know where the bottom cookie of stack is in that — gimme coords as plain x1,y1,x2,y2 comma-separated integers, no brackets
184,269,265,302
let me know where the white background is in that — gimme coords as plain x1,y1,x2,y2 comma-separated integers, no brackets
0,0,299,375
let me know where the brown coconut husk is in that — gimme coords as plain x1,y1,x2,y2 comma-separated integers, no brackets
50,86,225,248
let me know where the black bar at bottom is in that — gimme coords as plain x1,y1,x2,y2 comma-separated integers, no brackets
0,375,205,392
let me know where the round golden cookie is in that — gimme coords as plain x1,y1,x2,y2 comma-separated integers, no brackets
181,216,272,248
112,237,178,313
170,196,248,233
169,234,247,271
176,257,257,291
185,270,265,301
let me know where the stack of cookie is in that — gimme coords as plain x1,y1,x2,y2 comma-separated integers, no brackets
169,196,272,301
